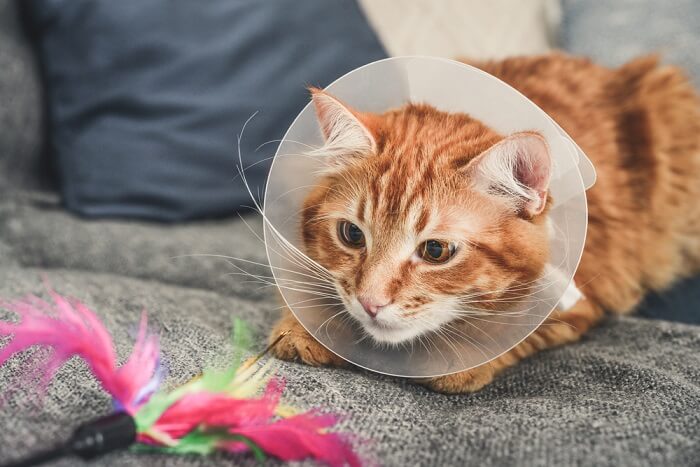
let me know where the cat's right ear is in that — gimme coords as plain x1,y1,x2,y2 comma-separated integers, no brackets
463,132,552,218
309,87,377,158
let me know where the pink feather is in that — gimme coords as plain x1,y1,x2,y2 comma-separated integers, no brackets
224,412,361,467
141,378,362,466
142,379,284,441
0,290,159,413
145,392,275,439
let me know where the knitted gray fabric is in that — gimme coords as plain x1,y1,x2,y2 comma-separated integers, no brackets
1,195,699,466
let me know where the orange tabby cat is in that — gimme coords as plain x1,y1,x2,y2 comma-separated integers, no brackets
268,53,700,393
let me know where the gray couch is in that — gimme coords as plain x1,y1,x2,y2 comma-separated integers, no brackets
1,2,699,466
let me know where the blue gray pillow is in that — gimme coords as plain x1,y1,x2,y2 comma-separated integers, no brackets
23,0,386,221
561,0,700,87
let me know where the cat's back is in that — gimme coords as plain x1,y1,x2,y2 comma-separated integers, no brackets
471,53,700,176
470,53,700,312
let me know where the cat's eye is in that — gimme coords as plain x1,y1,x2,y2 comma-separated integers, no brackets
338,220,365,248
419,240,456,264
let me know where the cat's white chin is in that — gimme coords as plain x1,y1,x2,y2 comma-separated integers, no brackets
343,300,454,345
361,320,426,345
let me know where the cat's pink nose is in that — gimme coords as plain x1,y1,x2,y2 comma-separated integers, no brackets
357,296,390,318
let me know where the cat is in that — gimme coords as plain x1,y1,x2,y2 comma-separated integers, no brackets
268,53,700,393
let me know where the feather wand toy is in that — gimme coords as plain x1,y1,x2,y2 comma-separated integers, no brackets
0,289,362,467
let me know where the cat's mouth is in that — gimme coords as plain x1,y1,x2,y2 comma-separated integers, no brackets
342,299,444,344
361,319,423,344
336,295,414,343
331,286,450,344
366,320,397,329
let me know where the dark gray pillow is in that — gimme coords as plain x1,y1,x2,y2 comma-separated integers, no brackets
23,0,386,221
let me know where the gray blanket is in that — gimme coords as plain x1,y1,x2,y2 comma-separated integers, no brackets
1,193,699,466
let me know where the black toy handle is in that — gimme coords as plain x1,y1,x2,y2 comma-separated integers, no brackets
1,412,136,467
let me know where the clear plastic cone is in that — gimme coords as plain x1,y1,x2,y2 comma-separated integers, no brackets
263,57,595,378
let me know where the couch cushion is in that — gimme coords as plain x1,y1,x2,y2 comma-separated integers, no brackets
1,194,699,466
23,0,386,221
1,267,698,466
561,0,700,87
0,0,44,191
359,0,560,59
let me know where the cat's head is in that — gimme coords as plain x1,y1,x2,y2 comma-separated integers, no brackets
300,89,552,344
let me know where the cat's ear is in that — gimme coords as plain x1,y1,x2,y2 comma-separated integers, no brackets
464,132,552,217
309,87,377,157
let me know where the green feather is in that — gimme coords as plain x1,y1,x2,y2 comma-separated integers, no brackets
134,319,253,432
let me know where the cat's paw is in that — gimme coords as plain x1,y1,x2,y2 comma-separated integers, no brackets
420,364,495,394
268,314,346,367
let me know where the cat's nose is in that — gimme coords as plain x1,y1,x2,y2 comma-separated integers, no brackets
357,296,390,318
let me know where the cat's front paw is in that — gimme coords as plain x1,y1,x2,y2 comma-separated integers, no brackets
420,364,495,394
269,313,346,367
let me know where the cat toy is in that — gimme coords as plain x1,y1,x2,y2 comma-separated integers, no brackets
0,289,362,467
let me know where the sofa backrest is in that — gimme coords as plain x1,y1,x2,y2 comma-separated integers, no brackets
0,0,45,192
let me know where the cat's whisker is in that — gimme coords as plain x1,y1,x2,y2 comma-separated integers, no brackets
446,304,544,318
416,334,431,356
270,186,344,228
444,315,503,351
423,332,449,367
433,328,467,368
233,211,339,289
256,137,319,152
443,303,579,332
263,236,337,284
265,226,335,280
314,306,347,339
455,271,572,304
270,277,339,292
272,287,341,299
222,271,274,286
252,277,340,298
234,123,339,291
282,294,344,308
291,304,344,313
223,273,340,299
280,299,345,312
190,252,337,298
441,322,492,359
459,294,553,306
236,212,330,283
411,316,474,366
448,312,546,328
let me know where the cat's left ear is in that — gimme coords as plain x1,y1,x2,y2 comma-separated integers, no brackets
464,132,552,218
309,87,377,158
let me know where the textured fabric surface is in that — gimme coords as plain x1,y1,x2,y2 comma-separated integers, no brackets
1,193,699,466
561,0,700,87
23,0,386,221
359,0,560,59
0,0,44,191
